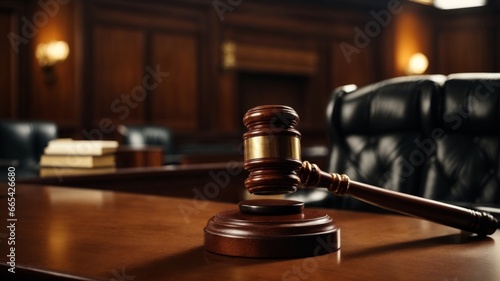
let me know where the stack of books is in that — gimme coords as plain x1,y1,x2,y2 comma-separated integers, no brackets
39,139,119,177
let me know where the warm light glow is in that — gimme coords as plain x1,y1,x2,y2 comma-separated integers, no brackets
410,0,433,5
36,40,69,67
47,188,106,207
342,84,358,93
406,53,429,75
434,0,487,10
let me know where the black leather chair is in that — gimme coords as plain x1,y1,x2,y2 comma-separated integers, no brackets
326,75,447,211
0,120,58,181
421,73,500,204
291,73,500,211
289,75,446,210
118,124,177,164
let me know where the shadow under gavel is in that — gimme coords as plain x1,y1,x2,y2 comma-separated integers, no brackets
243,105,497,236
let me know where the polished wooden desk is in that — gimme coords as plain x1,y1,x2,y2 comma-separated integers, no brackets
1,184,498,281
20,163,248,203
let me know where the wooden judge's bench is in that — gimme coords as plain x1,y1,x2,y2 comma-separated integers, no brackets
20,162,249,203
1,183,499,281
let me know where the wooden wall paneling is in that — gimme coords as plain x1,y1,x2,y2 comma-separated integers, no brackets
0,8,16,118
223,0,374,39
27,0,78,126
302,42,330,137
235,69,325,134
218,72,239,132
6,0,498,145
330,1,385,85
437,28,495,74
233,42,318,75
221,27,320,75
221,27,327,133
393,7,434,77
436,13,497,74
238,72,306,115
86,0,209,136
204,6,222,133
80,0,93,136
91,25,146,127
331,39,377,90
228,36,321,127
91,0,201,33
198,10,215,132
328,1,425,83
71,0,85,138
219,3,389,138
149,32,199,132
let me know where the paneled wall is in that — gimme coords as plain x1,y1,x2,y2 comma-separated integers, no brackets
0,0,80,131
86,1,207,134
0,9,16,119
80,0,389,140
436,10,499,74
0,1,25,119
2,0,500,147
27,0,79,128
212,0,394,138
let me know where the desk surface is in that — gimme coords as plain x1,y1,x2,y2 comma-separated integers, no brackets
1,184,499,281
19,163,248,203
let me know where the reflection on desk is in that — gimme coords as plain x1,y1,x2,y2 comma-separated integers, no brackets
20,162,248,203
0,184,498,281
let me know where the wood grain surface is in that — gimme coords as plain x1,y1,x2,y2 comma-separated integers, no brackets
1,184,498,281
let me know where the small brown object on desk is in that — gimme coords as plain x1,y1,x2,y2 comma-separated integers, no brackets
115,145,164,168
1,184,499,281
205,105,498,259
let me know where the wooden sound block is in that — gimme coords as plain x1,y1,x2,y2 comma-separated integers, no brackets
204,199,340,258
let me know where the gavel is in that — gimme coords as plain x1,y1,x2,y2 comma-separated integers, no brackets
243,105,497,236
204,105,497,259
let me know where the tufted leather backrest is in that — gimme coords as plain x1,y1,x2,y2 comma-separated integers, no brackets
0,120,58,180
421,73,500,204
326,75,446,211
290,74,500,210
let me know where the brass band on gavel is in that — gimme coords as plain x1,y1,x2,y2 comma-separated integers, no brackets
244,135,301,161
242,105,303,195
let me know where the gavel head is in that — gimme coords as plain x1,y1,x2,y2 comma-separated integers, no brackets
243,105,302,195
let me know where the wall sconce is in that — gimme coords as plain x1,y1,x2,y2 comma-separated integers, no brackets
406,52,429,75
36,41,69,83
36,40,69,68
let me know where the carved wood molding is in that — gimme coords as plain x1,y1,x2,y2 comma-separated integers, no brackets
221,40,318,75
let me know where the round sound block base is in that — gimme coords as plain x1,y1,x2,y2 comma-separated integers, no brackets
204,205,340,258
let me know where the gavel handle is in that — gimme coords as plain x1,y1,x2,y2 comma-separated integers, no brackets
299,161,498,236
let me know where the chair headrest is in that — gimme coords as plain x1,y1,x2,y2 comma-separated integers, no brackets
336,75,445,135
442,73,500,134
